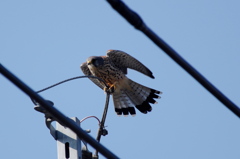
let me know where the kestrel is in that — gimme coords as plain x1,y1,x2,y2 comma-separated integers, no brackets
80,50,162,116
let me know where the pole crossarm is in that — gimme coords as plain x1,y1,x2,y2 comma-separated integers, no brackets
0,63,119,159
106,0,240,118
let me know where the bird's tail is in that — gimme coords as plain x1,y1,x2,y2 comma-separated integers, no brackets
112,78,162,116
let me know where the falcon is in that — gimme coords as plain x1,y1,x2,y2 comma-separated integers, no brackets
80,50,162,116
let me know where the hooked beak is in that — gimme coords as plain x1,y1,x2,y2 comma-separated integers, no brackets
87,60,92,65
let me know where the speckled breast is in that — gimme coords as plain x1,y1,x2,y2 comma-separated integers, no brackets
93,62,125,86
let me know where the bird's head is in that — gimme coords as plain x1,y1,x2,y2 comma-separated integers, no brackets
87,56,104,67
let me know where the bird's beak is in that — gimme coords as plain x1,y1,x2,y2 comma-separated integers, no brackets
87,60,92,65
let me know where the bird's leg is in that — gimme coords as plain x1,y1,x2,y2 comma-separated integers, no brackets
104,83,115,94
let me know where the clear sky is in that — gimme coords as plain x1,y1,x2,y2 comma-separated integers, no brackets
1,0,240,159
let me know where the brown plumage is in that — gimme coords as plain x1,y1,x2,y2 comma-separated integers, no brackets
80,50,162,116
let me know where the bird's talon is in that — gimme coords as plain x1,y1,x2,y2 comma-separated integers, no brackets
104,86,114,94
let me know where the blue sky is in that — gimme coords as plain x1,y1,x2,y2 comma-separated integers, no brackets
1,0,240,158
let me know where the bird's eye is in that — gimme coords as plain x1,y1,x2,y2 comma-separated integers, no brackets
94,58,104,67
93,59,98,65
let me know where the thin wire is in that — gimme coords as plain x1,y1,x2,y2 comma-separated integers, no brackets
31,75,108,105
80,116,101,125
94,92,111,157
80,116,102,150
80,116,101,151
36,75,108,93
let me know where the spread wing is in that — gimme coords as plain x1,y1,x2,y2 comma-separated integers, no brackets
106,50,154,78
80,62,105,90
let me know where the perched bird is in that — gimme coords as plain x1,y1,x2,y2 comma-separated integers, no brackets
80,50,162,116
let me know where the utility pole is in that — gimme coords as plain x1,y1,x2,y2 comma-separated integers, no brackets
33,91,111,159
56,117,82,159
1,60,119,159
34,102,95,159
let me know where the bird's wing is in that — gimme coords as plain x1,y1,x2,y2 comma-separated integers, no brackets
106,50,154,78
80,62,105,90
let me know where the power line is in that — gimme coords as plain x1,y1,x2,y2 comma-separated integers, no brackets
0,63,119,159
106,0,240,118
1,1,240,158
36,75,108,93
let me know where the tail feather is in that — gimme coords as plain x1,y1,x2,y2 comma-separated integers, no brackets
112,90,136,116
112,78,161,116
126,81,160,114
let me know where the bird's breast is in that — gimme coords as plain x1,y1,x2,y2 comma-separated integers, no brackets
89,64,125,86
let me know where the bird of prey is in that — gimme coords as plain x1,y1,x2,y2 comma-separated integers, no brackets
80,50,162,116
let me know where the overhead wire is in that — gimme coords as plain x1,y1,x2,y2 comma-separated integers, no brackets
31,75,109,105
0,64,119,159
36,76,108,93
106,0,240,118
1,1,240,159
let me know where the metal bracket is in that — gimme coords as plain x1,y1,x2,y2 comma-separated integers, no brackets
34,101,82,159
34,100,59,139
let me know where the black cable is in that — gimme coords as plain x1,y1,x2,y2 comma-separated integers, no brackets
0,64,119,159
94,92,111,158
30,75,108,106
36,76,108,93
106,0,240,118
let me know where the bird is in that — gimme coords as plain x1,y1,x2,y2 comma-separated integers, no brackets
80,50,162,116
